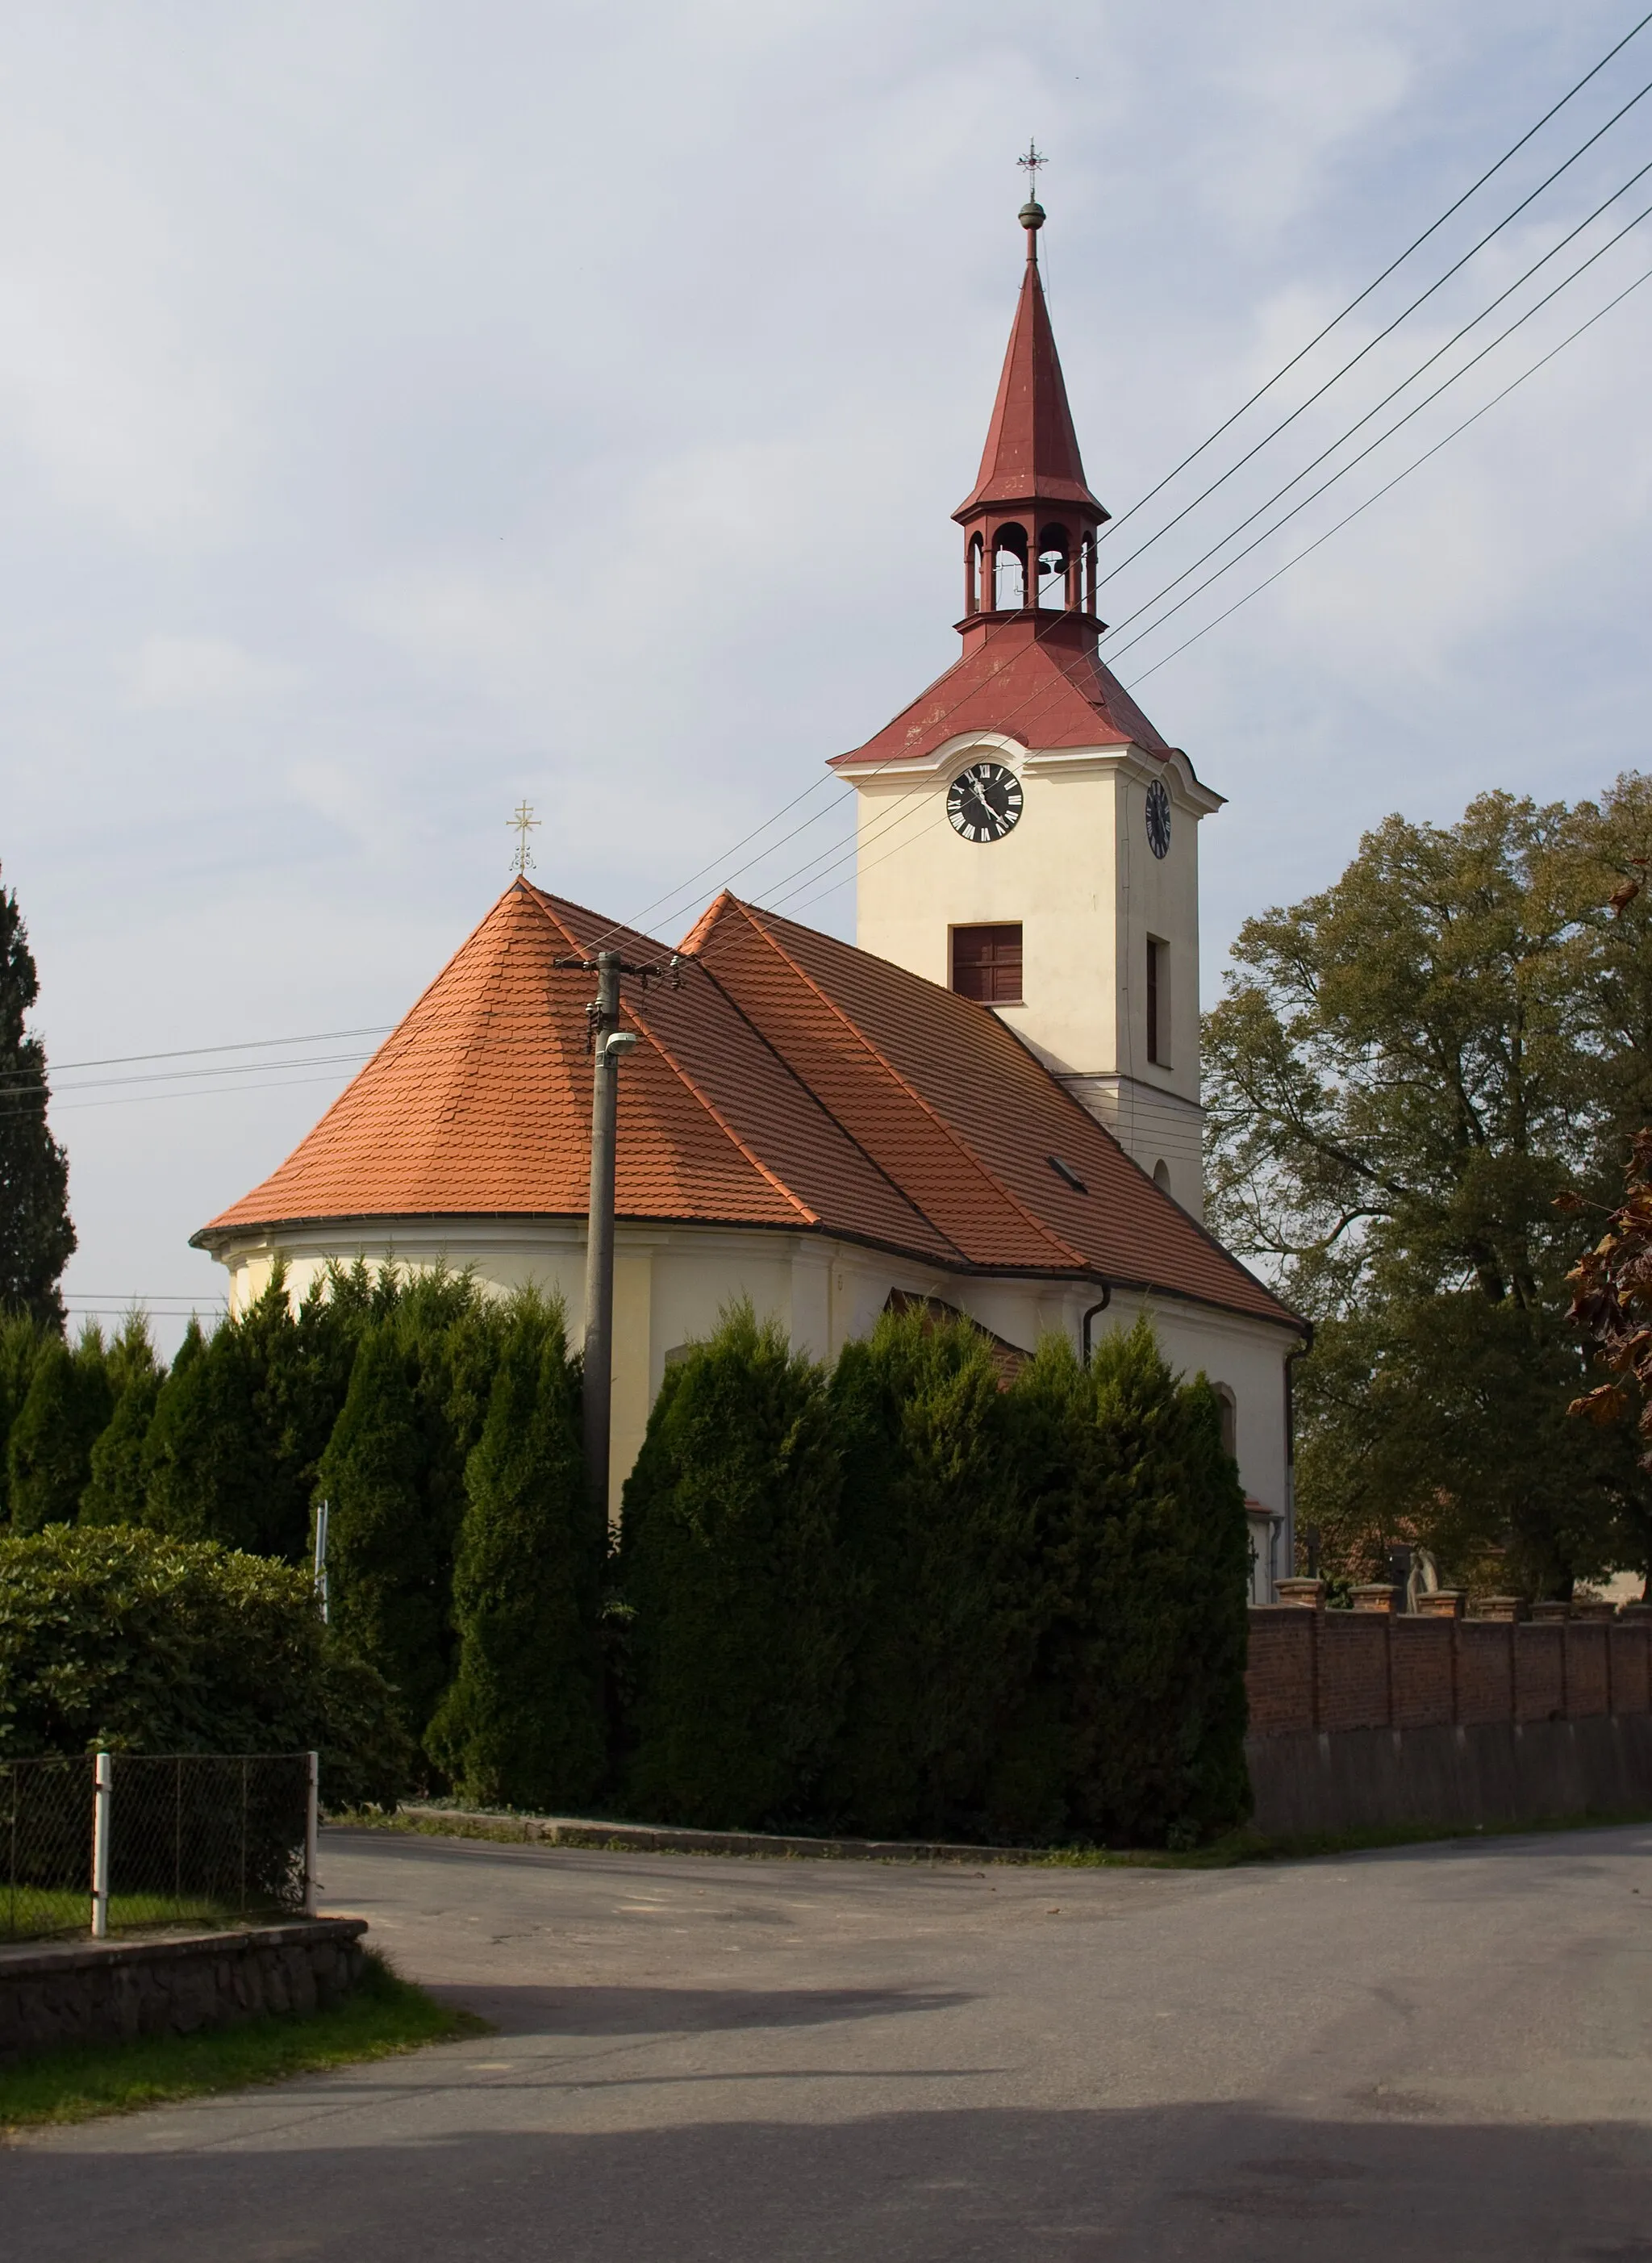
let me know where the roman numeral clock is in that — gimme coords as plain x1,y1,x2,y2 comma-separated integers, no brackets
946,760,1023,843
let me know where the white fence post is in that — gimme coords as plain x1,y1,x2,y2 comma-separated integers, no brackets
304,1751,319,1917
90,1752,112,1939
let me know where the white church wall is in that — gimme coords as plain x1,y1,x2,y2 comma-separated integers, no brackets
208,1216,1295,1586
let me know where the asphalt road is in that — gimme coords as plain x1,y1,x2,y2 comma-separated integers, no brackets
8,1822,1652,2259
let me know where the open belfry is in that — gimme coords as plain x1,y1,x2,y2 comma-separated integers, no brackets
835,186,1218,1221
196,196,1305,1587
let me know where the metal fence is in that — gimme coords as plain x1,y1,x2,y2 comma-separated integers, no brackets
1,1752,317,1944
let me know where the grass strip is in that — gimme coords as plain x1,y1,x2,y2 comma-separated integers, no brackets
0,1949,486,2133
333,1803,1652,1870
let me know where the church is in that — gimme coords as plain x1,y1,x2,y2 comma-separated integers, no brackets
194,194,1306,1597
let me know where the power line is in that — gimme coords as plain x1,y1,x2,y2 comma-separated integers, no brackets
471,40,1652,967
1093,8,1652,548
4,1022,394,1080
19,44,1652,1083
1099,160,1652,653
1105,198,1652,666
1094,68,1652,593
1121,261,1652,688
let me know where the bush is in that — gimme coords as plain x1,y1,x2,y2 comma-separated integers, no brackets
620,1305,847,1828
7,1331,114,1532
81,1315,164,1527
140,1319,266,1551
0,1526,410,1809
428,1296,604,1808
1015,1322,1251,1844
314,1323,444,1747
0,1310,51,1524
825,1308,1042,1840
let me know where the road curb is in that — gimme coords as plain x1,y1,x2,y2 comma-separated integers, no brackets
375,1806,1042,1865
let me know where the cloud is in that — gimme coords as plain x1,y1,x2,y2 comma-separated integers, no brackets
127,636,299,710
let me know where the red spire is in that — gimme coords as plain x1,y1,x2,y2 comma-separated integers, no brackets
954,201,1106,521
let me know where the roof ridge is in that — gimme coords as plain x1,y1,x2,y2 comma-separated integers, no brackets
686,929,974,1269
618,979,820,1231
714,898,1089,1273
244,881,544,1166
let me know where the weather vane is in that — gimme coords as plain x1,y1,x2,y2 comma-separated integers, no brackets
1018,140,1046,198
509,800,540,875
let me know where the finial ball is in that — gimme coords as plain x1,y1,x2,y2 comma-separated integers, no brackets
1019,198,1045,230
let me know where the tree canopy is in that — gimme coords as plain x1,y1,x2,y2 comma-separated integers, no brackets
1204,776,1652,1595
0,871,74,1326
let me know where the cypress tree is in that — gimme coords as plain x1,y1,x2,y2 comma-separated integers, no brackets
429,1296,604,1808
621,1304,846,1829
81,1313,164,1526
7,1328,114,1532
1017,1321,1251,1848
0,870,74,1326
140,1317,265,1550
0,1309,50,1525
315,1321,444,1746
825,1308,1042,1840
241,1266,365,1562
394,1267,507,1695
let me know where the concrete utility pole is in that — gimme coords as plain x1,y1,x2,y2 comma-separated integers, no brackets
580,951,636,1517
557,941,674,1514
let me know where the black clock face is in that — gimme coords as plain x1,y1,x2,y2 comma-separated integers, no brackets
1145,778,1172,860
947,761,1023,843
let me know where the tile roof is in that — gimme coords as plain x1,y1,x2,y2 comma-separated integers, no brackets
953,227,1103,518
830,613,1172,770
197,879,1298,1332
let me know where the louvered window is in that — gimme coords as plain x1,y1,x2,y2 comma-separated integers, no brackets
953,924,1023,1004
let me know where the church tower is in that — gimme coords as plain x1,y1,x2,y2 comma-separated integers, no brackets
833,194,1221,1217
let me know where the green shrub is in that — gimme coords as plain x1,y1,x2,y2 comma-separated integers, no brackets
825,1309,1043,1840
140,1318,266,1550
0,1309,51,1523
1014,1321,1251,1845
620,1305,847,1829
7,1330,114,1532
0,1525,409,1808
81,1316,164,1527
428,1296,604,1809
314,1323,444,1745
141,1274,368,1563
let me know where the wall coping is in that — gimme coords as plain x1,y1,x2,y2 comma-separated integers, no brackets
0,1915,365,1981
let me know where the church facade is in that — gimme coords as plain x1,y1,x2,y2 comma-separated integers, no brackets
195,198,1305,1596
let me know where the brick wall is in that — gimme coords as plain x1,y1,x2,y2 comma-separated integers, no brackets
1246,1605,1652,1735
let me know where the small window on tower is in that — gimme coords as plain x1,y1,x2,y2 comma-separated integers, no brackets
953,923,1023,1004
1146,936,1169,1066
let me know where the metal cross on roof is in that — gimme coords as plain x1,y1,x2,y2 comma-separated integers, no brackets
1017,140,1046,195
508,800,540,875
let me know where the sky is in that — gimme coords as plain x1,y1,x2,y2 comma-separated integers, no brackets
2,0,1649,1347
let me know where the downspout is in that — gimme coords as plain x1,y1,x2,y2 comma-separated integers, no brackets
1081,1283,1113,1367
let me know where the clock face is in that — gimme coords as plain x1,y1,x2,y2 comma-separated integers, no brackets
947,761,1023,843
1145,778,1172,860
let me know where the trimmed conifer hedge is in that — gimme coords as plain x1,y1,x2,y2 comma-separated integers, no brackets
429,1295,605,1810
0,1262,1253,1844
618,1308,1251,1848
620,1306,849,1829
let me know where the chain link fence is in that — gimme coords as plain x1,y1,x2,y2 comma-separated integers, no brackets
1,1753,315,1944
1,1756,94,1943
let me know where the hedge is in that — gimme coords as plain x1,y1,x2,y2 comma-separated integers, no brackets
428,1295,604,1809
620,1306,848,1828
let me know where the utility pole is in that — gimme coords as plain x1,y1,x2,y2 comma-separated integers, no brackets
557,945,678,1515
581,952,633,1515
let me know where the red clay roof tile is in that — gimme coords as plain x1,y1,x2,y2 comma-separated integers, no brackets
197,879,1297,1333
